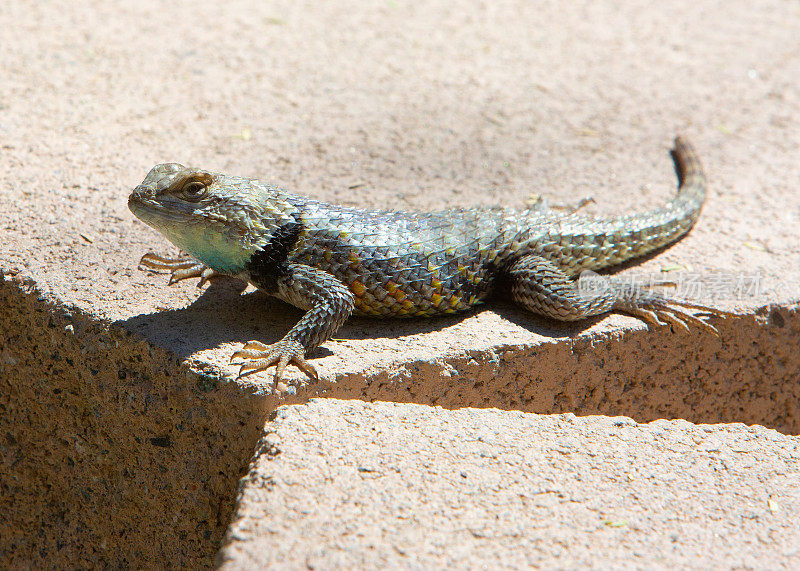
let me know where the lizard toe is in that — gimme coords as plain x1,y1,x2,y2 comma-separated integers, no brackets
233,339,315,383
618,293,723,335
238,358,279,379
291,354,319,381
139,252,221,287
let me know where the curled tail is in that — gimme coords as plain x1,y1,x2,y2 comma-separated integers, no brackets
533,136,709,274
670,135,707,221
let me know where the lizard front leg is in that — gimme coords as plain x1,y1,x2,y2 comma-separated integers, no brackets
232,263,355,384
505,254,734,332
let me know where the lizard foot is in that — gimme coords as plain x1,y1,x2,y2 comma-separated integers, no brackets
616,292,737,335
231,339,319,383
139,252,222,287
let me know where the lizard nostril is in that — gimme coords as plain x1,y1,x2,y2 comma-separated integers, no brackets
133,184,154,198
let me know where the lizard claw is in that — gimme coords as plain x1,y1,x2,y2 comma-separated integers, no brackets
617,291,734,336
232,339,318,384
139,252,223,287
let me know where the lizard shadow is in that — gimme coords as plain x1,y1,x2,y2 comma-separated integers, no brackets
116,276,593,362
118,279,315,360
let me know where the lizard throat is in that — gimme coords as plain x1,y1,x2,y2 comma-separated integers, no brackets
129,197,255,274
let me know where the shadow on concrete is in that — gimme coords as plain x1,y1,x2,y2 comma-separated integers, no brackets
114,276,591,360
114,277,799,436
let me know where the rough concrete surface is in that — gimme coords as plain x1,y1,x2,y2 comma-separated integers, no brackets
218,400,800,569
1,0,799,568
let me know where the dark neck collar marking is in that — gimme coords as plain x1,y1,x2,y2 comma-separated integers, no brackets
246,220,303,293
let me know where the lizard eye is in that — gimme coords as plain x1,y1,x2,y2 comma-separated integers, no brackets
182,181,207,199
176,173,213,201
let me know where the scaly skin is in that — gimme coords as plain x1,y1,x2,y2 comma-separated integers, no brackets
129,136,730,385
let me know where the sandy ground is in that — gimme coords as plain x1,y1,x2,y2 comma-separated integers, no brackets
1,0,799,567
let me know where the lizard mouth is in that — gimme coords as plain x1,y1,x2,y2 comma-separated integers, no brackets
128,188,198,226
127,191,164,223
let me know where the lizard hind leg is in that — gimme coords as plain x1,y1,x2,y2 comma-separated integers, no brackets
505,255,617,321
505,254,732,331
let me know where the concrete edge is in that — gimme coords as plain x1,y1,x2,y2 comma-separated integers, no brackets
1,278,270,568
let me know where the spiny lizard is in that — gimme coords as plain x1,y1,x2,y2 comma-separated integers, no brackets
129,136,731,385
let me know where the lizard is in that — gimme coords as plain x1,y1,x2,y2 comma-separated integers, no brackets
128,136,731,385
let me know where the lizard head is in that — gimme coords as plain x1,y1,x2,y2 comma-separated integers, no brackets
129,163,300,273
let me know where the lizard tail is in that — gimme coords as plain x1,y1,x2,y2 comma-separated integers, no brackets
670,135,707,218
597,135,708,266
539,136,709,274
